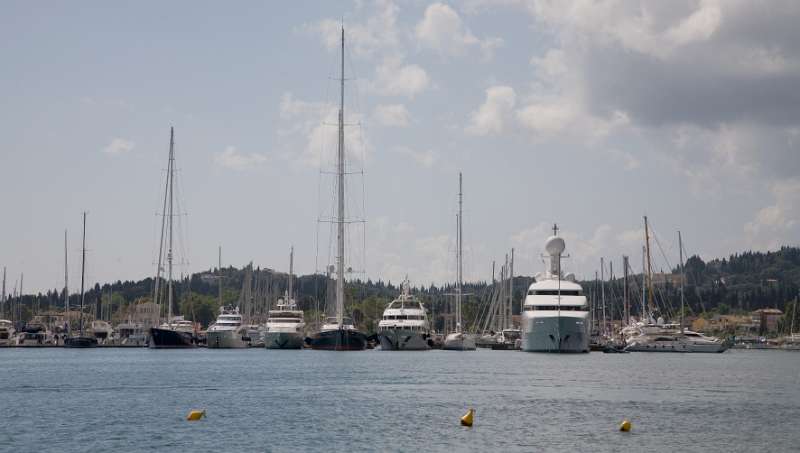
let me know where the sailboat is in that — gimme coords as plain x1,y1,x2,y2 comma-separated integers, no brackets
265,246,306,349
443,173,476,351
148,127,196,348
65,212,98,348
307,27,367,351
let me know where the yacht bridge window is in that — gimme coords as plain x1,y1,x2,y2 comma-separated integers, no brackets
528,289,582,296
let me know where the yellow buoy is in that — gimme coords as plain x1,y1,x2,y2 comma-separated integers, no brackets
619,419,632,432
460,408,475,427
186,410,206,421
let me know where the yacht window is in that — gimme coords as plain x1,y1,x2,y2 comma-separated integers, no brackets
528,290,582,296
527,305,586,311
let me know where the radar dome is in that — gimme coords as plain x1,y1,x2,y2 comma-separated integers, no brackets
545,236,565,255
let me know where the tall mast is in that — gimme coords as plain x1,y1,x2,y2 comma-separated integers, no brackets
152,128,173,327
18,274,23,323
335,27,346,327
511,248,515,328
1,266,5,319
641,246,647,321
167,127,175,323
218,246,223,307
288,246,294,303
79,212,87,335
623,255,629,327
456,172,463,332
643,216,654,316
678,230,685,333
64,230,69,333
600,257,606,337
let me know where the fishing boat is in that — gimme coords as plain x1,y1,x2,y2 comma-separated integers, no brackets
65,212,98,348
378,278,431,350
265,247,305,349
443,173,476,351
307,27,367,351
148,128,196,349
520,225,590,353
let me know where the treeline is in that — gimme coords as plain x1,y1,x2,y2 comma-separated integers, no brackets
4,247,799,331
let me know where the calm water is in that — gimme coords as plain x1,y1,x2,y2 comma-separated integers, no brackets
1,348,799,452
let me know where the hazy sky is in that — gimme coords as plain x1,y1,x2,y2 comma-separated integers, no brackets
3,0,799,294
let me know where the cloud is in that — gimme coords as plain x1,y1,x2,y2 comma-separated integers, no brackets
393,146,437,168
415,3,502,59
744,178,800,249
370,56,430,98
466,85,516,136
301,0,400,57
102,138,134,154
374,104,410,127
213,146,268,170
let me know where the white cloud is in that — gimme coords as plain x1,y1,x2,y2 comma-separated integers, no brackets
370,56,430,98
744,178,800,248
466,85,516,136
415,3,502,59
393,146,437,168
606,148,640,171
102,138,134,154
414,3,503,59
374,104,410,127
214,146,268,171
301,0,400,57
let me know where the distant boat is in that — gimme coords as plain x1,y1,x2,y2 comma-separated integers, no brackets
307,27,367,351
520,225,590,353
65,212,98,348
378,278,432,351
443,173,476,351
206,306,248,348
148,128,196,349
265,247,305,349
0,319,15,346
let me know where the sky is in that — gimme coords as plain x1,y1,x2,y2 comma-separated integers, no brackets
2,0,799,294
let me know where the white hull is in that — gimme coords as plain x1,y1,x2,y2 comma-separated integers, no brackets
625,336,730,353
522,312,589,353
264,331,304,349
442,332,476,351
206,330,249,348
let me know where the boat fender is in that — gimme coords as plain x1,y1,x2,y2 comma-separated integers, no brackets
619,419,632,432
186,410,206,421
460,408,474,427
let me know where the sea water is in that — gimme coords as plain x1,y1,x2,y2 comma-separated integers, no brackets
1,348,798,452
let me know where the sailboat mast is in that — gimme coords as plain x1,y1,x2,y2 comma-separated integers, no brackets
335,27,346,327
79,212,86,335
601,257,606,336
218,246,223,307
510,248,515,328
288,246,294,303
678,230,684,333
457,172,463,332
623,255,629,326
64,230,69,333
167,127,175,323
1,266,5,320
643,216,654,316
641,246,647,321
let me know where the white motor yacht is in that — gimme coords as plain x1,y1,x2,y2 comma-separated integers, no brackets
0,319,15,346
264,294,305,349
625,329,730,353
521,227,590,353
206,306,248,348
91,320,114,344
378,279,431,350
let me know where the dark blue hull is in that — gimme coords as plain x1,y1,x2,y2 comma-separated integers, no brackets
149,327,196,349
307,329,367,351
64,336,98,348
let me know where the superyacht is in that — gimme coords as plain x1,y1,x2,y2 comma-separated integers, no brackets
378,278,431,350
265,247,305,349
521,225,589,353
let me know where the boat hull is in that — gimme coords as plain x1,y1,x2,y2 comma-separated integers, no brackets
442,333,476,351
522,314,589,353
307,328,367,351
264,331,304,349
378,329,431,350
206,330,249,348
64,335,98,348
625,338,730,353
148,327,196,349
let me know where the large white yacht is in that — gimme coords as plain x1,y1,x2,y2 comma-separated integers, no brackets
264,294,305,349
625,329,730,353
378,279,431,350
206,307,248,348
521,227,589,353
0,319,16,346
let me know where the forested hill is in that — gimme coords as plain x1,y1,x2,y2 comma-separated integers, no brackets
7,247,800,330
